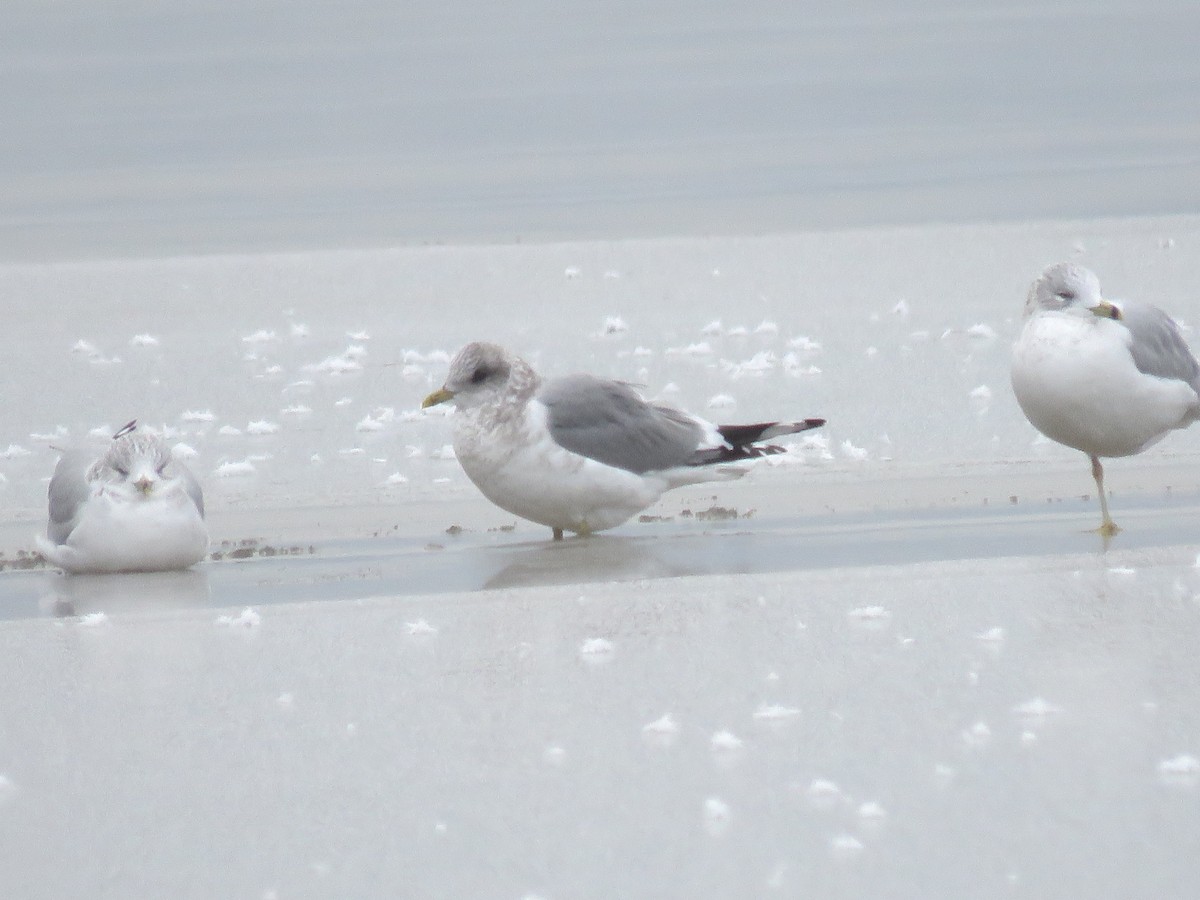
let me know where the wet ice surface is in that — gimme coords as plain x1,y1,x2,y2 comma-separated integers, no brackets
4,218,1200,896
2,553,1200,898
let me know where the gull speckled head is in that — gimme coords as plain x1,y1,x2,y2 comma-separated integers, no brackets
423,341,516,409
1025,262,1118,319
98,431,174,494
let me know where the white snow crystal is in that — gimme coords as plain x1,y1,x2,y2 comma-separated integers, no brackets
600,316,628,335
710,730,744,751
281,404,312,416
806,778,842,808
218,425,242,436
840,440,869,461
642,713,678,735
430,445,457,461
564,265,581,279
1107,566,1136,576
1012,697,1063,721
242,329,278,344
30,425,69,442
290,322,310,338
356,414,387,432
346,330,371,340
848,605,890,624
829,834,864,860
384,472,409,486
966,323,997,340
892,299,910,317
970,384,993,414
181,409,216,423
77,612,109,627
406,619,438,636
71,339,100,356
1,444,31,459
665,341,713,357
214,459,257,477
857,801,887,823
788,335,822,352
172,442,198,460
754,319,779,335
1158,753,1200,787
578,637,614,657
707,393,736,410
753,703,801,721
701,319,723,336
216,607,261,629
782,353,822,376
703,797,731,836
976,626,1006,643
130,333,159,346
962,720,992,748
246,420,279,436
307,352,363,375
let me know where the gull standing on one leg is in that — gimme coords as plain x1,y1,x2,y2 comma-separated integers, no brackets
422,342,825,540
36,421,209,573
1011,262,1200,535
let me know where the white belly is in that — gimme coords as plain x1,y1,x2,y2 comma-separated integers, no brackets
454,412,664,534
40,485,209,574
1011,313,1199,457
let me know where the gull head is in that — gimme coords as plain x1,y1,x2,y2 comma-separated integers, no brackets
1025,262,1120,320
423,341,519,410
99,431,174,496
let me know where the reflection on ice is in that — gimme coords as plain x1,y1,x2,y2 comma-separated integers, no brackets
482,535,689,590
37,569,210,618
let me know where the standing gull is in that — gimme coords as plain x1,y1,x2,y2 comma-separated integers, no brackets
1011,262,1200,535
36,421,209,573
422,342,825,539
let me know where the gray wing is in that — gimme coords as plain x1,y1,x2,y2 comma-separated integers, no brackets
539,374,705,474
46,449,98,544
175,461,206,518
1121,300,1200,390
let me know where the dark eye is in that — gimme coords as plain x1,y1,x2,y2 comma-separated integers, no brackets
156,462,168,475
114,466,129,477
470,367,490,384
1057,289,1077,301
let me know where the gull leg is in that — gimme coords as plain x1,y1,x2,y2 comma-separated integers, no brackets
552,527,564,541
1090,454,1120,536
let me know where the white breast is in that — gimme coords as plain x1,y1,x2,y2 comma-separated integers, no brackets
1012,311,1200,457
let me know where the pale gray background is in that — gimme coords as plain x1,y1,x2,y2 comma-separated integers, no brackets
2,0,1198,260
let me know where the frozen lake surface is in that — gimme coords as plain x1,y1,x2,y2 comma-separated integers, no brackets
4,1,1200,897
4,216,1200,898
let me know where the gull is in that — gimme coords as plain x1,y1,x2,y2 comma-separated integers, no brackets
422,342,825,539
1011,262,1200,535
36,421,209,573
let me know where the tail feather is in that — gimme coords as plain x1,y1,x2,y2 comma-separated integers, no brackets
690,418,825,466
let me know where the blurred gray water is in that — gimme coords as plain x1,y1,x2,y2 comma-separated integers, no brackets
3,0,1200,260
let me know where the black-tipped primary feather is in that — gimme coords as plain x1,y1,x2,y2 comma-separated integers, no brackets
690,418,825,466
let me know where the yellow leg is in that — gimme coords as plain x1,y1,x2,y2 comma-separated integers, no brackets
552,527,564,541
1090,454,1120,536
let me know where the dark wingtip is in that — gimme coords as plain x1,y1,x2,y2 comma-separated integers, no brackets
112,419,138,439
